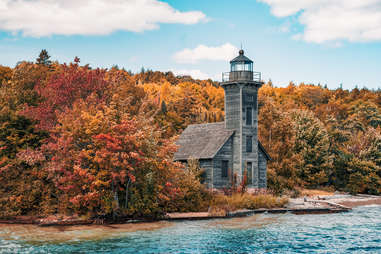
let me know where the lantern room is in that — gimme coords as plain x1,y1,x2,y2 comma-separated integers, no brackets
230,49,253,72
222,49,261,82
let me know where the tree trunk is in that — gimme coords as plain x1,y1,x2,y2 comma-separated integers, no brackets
125,178,131,209
112,180,120,221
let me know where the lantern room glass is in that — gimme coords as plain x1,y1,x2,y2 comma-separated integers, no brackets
231,62,253,72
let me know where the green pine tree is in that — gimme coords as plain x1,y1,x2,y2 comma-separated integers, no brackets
36,49,52,66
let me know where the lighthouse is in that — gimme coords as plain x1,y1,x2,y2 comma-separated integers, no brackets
221,49,267,188
174,50,270,190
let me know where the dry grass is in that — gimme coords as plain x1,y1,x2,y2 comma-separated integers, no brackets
300,188,334,197
209,193,288,216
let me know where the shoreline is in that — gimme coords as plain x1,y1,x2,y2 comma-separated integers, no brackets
1,194,380,226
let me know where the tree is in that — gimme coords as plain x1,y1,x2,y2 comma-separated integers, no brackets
292,109,333,187
42,97,183,217
258,96,302,194
0,65,12,85
0,62,51,112
22,63,108,130
345,128,381,194
36,49,52,66
163,158,210,213
0,111,50,216
74,56,80,64
1,55,381,218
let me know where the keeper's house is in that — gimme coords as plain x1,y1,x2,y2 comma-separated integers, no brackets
174,50,270,190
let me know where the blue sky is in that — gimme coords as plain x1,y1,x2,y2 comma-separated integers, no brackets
0,0,380,90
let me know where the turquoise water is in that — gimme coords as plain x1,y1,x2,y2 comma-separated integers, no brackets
1,206,381,253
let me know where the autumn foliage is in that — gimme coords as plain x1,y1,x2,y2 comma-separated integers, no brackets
0,51,380,218
258,83,381,195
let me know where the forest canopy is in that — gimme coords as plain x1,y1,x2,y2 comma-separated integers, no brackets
0,51,380,218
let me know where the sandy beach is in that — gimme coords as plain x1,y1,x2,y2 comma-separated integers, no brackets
288,193,381,209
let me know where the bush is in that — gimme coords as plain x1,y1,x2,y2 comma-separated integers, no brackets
209,193,288,215
163,159,212,213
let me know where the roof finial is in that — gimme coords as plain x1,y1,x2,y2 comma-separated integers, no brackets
239,42,244,55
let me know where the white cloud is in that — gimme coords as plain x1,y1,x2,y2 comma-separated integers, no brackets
0,0,207,37
172,69,221,80
173,43,238,64
172,69,212,80
259,0,381,43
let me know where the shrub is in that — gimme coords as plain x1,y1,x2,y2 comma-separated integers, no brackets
209,193,288,214
163,159,212,213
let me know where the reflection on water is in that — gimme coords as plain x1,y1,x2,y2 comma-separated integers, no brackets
0,221,173,243
1,206,381,253
206,214,279,230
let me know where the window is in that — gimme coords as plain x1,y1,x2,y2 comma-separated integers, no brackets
246,94,254,102
231,62,253,71
236,63,244,71
221,160,229,178
244,63,253,71
246,107,252,126
246,136,252,153
200,170,206,184
246,162,253,185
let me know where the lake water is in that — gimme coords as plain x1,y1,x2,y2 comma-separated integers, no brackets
1,205,381,253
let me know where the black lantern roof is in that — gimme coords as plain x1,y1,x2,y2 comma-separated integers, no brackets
230,49,253,64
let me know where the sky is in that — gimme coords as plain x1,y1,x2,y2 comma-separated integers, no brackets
0,0,380,90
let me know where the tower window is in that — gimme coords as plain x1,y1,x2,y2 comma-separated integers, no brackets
246,107,252,125
246,136,252,153
221,160,229,178
247,94,254,102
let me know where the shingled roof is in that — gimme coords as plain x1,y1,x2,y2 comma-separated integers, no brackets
174,121,272,161
174,122,234,161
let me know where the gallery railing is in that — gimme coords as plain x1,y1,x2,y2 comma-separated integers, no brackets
222,71,261,82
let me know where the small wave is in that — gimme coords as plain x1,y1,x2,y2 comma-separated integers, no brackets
347,246,381,252
357,204,381,208
1,206,381,253
0,240,26,254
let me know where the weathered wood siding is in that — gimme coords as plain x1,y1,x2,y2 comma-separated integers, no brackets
213,136,234,188
224,84,241,182
224,85,241,131
223,82,262,188
242,85,259,188
258,148,267,188
199,159,214,189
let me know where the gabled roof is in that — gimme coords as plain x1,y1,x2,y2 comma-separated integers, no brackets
174,122,234,161
174,121,272,162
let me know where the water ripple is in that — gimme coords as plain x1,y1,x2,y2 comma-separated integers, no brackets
1,206,381,253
